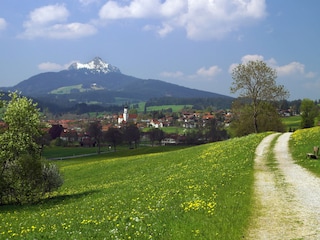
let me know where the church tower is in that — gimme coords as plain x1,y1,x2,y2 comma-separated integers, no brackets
123,105,129,122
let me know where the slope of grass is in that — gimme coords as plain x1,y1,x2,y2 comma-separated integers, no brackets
282,115,301,131
42,145,188,159
290,126,320,176
0,133,268,239
146,105,192,112
50,84,84,94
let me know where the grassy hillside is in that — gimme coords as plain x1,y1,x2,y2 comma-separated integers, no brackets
0,133,269,239
290,126,320,176
146,105,192,112
282,115,301,131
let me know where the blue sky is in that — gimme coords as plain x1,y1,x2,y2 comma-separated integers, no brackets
0,0,319,100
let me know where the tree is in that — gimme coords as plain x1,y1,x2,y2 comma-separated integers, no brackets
230,60,289,134
148,128,165,146
86,121,103,154
185,129,205,145
205,118,228,142
229,99,285,137
0,92,63,204
123,124,140,148
49,124,64,139
300,98,318,128
104,127,123,151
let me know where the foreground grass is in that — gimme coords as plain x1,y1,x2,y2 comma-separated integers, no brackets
290,126,320,177
0,133,268,239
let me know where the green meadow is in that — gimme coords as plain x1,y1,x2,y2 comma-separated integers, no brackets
0,133,269,239
146,105,192,112
290,126,320,176
282,115,301,131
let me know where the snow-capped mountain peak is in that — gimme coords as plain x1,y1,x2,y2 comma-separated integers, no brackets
68,57,121,74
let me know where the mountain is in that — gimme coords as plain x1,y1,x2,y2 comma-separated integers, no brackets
1,57,232,108
68,57,121,74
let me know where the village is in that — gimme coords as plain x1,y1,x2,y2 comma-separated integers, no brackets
43,105,234,147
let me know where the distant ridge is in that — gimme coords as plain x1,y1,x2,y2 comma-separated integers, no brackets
0,57,232,106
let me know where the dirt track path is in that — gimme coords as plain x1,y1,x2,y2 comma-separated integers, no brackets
247,132,320,239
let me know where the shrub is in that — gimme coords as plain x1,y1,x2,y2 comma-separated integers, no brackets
42,162,64,194
0,154,63,205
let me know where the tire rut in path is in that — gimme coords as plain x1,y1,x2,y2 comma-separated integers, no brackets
246,132,320,240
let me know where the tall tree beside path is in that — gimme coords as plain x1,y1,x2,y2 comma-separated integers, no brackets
230,60,289,135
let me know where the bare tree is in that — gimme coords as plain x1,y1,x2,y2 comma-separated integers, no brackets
230,60,289,133
87,121,103,154
104,127,123,151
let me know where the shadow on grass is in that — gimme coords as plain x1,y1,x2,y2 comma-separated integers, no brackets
0,190,99,212
44,189,100,205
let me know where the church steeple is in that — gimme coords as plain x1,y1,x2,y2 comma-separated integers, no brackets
123,105,129,122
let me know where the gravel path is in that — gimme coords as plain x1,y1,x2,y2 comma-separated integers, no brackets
247,132,320,239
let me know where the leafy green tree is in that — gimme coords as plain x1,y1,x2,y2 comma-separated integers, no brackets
300,98,319,128
229,100,285,137
0,92,63,204
230,60,289,134
0,92,42,162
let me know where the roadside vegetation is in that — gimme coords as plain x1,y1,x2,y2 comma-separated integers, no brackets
290,126,320,177
0,132,268,239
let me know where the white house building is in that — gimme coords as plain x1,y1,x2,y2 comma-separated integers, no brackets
118,106,137,124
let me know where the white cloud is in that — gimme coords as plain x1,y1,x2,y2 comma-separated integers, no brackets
38,60,75,71
99,0,161,19
160,0,186,18
197,66,222,78
228,54,265,72
161,65,221,80
38,62,65,71
276,62,305,77
79,0,100,6
229,55,315,79
99,0,267,40
185,0,266,40
26,4,69,26
0,18,7,30
305,72,316,78
21,4,97,39
161,71,184,78
144,23,174,37
241,54,265,63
